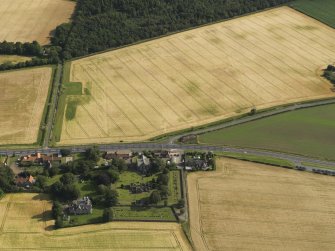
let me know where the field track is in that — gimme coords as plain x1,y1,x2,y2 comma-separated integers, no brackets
188,158,335,250
0,193,191,250
60,6,335,145
0,67,52,145
0,0,75,45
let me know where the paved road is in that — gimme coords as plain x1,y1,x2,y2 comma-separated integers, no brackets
43,63,63,148
1,96,335,172
167,98,335,144
1,142,335,170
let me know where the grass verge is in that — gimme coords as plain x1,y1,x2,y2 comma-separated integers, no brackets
301,162,335,171
217,152,295,168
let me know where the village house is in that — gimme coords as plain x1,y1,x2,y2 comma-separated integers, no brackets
20,152,62,166
186,159,208,170
152,150,169,158
104,150,132,160
168,149,183,164
15,175,36,188
64,156,74,164
66,197,92,215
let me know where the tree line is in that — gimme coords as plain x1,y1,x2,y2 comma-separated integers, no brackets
0,41,61,71
0,0,291,67
52,0,292,59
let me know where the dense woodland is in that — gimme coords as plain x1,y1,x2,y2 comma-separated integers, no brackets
52,0,291,59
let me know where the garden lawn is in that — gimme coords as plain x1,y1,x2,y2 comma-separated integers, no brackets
63,207,104,227
112,206,176,221
168,171,182,205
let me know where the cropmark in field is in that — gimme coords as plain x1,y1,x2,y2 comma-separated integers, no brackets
0,67,52,145
59,6,335,145
0,0,75,45
188,158,335,250
0,193,192,250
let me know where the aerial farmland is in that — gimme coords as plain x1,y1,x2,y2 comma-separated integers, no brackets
0,193,191,250
188,158,335,250
0,67,52,145
0,0,335,250
0,0,75,45
199,103,335,160
0,55,31,65
58,7,335,145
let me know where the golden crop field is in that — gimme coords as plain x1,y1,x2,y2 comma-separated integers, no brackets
0,0,75,45
0,55,31,65
59,6,335,145
0,193,191,250
188,158,335,250
0,67,52,145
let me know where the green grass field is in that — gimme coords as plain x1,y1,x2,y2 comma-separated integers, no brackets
218,152,295,168
199,104,335,160
301,162,335,170
168,171,182,205
290,0,335,28
112,206,176,221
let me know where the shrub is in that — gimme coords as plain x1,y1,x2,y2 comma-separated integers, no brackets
149,191,161,204
102,208,114,222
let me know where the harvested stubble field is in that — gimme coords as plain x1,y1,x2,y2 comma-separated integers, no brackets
0,193,191,250
188,158,335,250
0,55,31,65
60,7,335,145
0,67,52,145
0,0,75,45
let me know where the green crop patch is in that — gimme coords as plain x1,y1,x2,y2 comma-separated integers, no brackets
290,0,335,28
199,104,335,160
63,82,83,95
65,100,80,121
